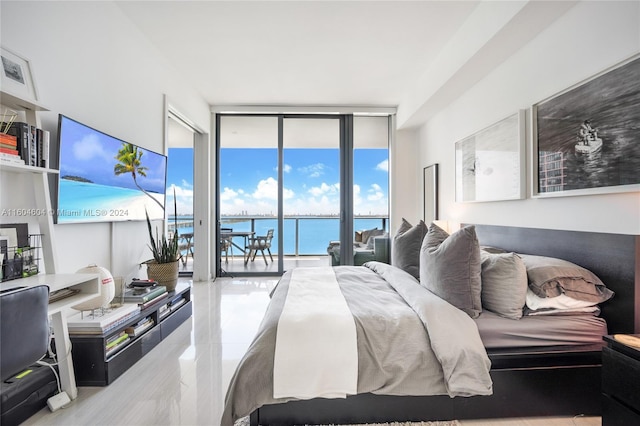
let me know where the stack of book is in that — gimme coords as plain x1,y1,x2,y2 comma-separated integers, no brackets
0,121,49,168
122,285,168,309
67,304,141,335
159,293,187,320
124,317,154,338
105,331,130,357
0,132,23,165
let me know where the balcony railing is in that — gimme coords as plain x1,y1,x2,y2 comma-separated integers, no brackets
169,215,388,256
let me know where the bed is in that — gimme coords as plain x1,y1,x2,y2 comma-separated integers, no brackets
223,224,640,426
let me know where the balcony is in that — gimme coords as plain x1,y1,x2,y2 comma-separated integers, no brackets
168,215,389,275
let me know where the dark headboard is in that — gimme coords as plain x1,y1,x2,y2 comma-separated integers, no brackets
470,224,640,335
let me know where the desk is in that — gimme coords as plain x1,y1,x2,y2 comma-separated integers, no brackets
0,274,100,400
220,231,255,261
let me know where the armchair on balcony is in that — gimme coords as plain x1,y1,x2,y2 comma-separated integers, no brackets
327,228,389,266
245,229,274,265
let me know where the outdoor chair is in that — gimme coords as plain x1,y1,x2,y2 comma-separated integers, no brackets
245,228,274,265
220,227,233,263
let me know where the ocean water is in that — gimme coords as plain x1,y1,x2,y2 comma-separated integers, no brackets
58,180,165,223
174,217,387,255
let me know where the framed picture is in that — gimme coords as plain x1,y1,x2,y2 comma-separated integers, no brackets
455,110,525,202
533,55,640,197
423,163,438,224
0,47,38,101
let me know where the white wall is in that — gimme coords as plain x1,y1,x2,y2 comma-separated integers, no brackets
1,1,210,279
415,1,640,235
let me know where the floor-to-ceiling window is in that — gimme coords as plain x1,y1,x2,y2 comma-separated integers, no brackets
216,113,389,277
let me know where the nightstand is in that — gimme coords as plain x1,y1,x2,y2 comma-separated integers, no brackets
602,334,640,425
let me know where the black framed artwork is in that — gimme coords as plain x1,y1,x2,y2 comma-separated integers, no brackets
533,54,640,197
423,163,438,224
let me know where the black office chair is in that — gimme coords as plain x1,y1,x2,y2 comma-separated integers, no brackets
1,285,57,425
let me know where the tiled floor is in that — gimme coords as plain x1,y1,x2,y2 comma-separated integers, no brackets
24,277,600,426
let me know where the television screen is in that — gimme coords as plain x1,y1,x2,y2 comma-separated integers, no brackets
56,115,167,224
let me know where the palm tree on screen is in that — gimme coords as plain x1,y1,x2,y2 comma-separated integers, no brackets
114,143,164,211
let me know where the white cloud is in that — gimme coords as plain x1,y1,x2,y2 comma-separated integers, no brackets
298,163,326,178
220,187,238,201
376,159,389,172
73,134,111,162
274,164,292,173
167,183,194,215
308,182,339,197
253,177,294,200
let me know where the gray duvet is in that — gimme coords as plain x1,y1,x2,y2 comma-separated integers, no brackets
221,262,492,426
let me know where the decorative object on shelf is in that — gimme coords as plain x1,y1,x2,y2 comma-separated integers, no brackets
455,110,526,202
71,264,115,311
423,163,438,225
533,54,640,197
0,46,38,102
144,188,180,291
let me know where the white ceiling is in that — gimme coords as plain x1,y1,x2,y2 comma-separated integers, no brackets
121,0,577,132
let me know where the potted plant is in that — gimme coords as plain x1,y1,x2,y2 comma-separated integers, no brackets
144,189,181,291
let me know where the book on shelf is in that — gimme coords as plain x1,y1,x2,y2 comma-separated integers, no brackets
67,304,141,334
0,147,19,156
124,317,154,337
139,292,168,310
122,285,167,304
0,133,17,146
169,297,186,312
105,331,129,349
1,122,49,167
106,336,131,357
0,152,25,165
159,295,187,319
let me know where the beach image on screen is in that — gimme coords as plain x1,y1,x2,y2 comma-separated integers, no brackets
57,116,167,223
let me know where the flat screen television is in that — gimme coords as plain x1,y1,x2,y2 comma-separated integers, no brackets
56,115,167,224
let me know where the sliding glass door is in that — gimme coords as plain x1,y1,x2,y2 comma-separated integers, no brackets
216,113,389,277
283,117,341,268
217,116,280,276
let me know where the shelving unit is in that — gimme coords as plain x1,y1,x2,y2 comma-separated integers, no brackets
1,90,101,401
69,282,192,386
1,89,58,274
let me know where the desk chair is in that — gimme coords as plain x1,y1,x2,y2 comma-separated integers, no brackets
246,229,274,265
1,285,57,425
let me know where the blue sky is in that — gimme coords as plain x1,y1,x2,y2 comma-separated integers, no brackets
59,116,167,194
168,147,388,216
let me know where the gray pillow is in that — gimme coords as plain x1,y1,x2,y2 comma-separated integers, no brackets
480,251,527,320
419,224,482,318
391,219,427,279
519,254,614,304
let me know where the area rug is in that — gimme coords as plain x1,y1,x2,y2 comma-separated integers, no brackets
234,417,459,426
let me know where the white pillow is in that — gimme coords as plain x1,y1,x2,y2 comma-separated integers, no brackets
525,288,598,310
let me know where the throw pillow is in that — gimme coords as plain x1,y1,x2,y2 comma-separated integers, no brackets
519,254,614,304
480,251,527,319
419,223,482,318
391,218,427,280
